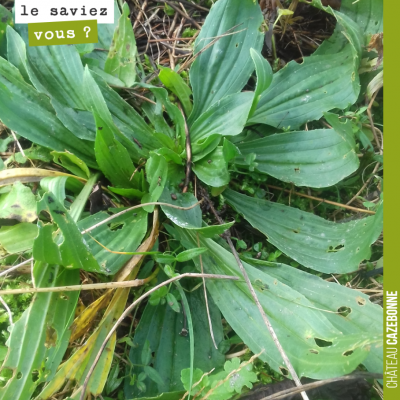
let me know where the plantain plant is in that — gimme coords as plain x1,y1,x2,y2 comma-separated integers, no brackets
0,0,383,399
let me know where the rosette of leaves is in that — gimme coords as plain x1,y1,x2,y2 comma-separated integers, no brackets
0,0,383,399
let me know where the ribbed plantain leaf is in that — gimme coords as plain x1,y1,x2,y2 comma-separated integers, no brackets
224,189,382,273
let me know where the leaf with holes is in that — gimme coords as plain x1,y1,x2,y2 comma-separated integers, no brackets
224,189,382,273
173,226,380,379
104,2,137,87
265,262,383,376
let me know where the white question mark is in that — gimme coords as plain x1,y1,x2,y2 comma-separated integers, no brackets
84,26,91,38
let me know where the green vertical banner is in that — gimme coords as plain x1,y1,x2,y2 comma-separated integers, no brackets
28,20,98,46
384,0,398,398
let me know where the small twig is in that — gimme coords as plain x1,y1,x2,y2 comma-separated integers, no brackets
109,86,157,104
161,0,209,12
178,103,192,193
11,130,26,158
130,161,146,181
0,273,159,296
346,162,381,206
0,258,34,278
79,273,239,400
259,372,383,400
265,184,376,215
157,0,202,29
225,347,249,359
133,0,148,29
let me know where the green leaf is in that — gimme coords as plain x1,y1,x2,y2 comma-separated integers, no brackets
341,0,382,40
181,368,209,396
90,71,159,159
108,186,145,200
149,286,169,306
145,154,168,210
223,358,257,393
159,186,202,229
33,193,102,273
0,181,37,222
249,11,363,129
191,134,221,163
0,223,38,253
166,293,181,313
190,92,253,146
130,391,185,400
188,0,263,123
10,25,99,142
104,3,137,87
222,138,240,163
51,151,91,179
249,48,273,117
95,1,121,50
6,26,30,83
0,5,12,57
142,340,152,366
193,147,230,187
77,209,148,275
159,67,193,117
138,83,186,148
0,57,96,167
224,189,383,273
13,26,86,109
155,254,177,265
144,366,165,386
265,262,383,375
83,66,141,160
174,227,381,379
94,112,139,188
184,222,235,238
40,176,68,204
105,363,123,394
235,127,359,188
69,174,99,221
175,248,208,262
125,284,225,398
0,264,79,400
